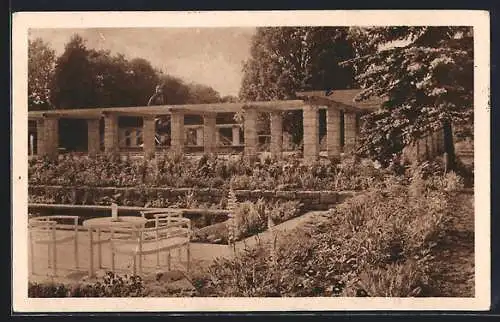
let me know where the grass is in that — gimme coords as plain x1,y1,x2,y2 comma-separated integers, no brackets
428,191,474,297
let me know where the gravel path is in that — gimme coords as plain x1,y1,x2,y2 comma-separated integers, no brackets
430,191,475,297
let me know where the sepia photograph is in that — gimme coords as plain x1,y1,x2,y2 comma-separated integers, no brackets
12,10,490,312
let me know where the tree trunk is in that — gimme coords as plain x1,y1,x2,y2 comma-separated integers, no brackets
443,120,456,171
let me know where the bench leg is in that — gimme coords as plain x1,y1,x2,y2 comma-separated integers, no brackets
30,234,35,274
74,230,79,269
47,244,51,268
52,242,57,277
88,229,94,278
132,255,137,276
97,229,102,269
111,248,115,272
186,244,190,273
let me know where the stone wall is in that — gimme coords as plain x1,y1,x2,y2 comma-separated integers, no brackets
28,185,356,211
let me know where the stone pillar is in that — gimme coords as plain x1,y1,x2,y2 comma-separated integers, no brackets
87,119,100,157
431,130,438,157
344,112,357,153
232,125,240,146
425,134,431,159
215,132,221,146
326,107,341,158
36,119,45,156
170,111,184,154
104,114,118,154
270,112,283,158
416,138,422,162
283,132,291,151
39,117,59,159
196,127,204,146
303,105,320,161
143,116,156,159
204,113,217,153
438,127,445,154
434,129,442,154
244,109,258,158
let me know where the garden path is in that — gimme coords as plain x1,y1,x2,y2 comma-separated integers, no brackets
231,210,330,254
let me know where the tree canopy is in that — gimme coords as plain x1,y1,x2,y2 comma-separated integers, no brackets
344,26,473,166
28,33,224,110
28,38,56,111
239,27,356,143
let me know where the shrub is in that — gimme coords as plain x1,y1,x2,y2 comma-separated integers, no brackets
28,271,145,297
197,175,450,297
233,200,267,239
344,260,429,297
443,171,465,192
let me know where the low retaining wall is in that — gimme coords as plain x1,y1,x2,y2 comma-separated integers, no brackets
28,204,231,228
29,185,356,211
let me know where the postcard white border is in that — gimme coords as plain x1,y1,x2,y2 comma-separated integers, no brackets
12,10,491,312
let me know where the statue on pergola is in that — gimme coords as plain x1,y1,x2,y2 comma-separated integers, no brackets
147,84,166,106
147,84,169,146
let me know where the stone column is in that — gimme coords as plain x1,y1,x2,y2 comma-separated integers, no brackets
232,125,240,146
438,127,445,154
326,107,341,158
170,111,184,154
244,109,258,158
204,113,217,153
104,114,118,154
36,119,45,156
434,129,442,154
283,132,291,151
41,117,59,159
143,116,156,159
270,112,283,158
416,138,422,162
303,105,319,161
344,112,357,153
431,130,437,157
425,134,431,159
196,127,204,146
87,119,100,157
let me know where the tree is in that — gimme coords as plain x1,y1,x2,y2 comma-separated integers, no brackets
50,34,162,109
187,83,221,104
239,27,356,143
28,38,56,110
345,27,473,168
88,50,131,108
221,95,239,103
157,74,191,105
127,58,160,106
49,35,97,109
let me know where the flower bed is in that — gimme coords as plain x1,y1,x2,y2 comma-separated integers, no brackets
29,153,386,191
28,185,349,211
192,199,304,244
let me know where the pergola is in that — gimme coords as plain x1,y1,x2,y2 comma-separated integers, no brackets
28,89,383,161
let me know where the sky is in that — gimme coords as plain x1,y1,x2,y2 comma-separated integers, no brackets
28,27,257,97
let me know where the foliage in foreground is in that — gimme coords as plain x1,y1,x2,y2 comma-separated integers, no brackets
29,272,145,297
195,172,456,297
29,168,469,298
